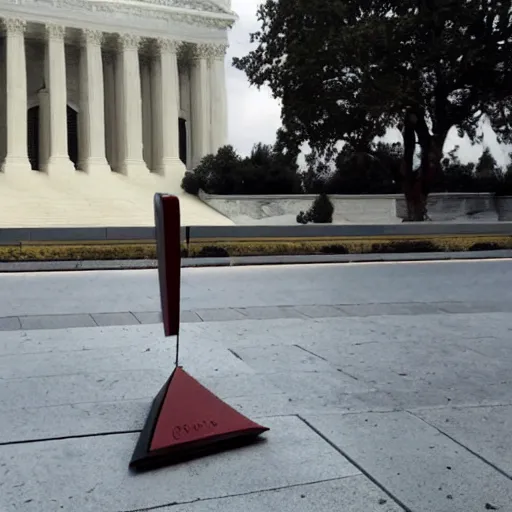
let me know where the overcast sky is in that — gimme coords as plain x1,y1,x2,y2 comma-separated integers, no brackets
225,0,511,168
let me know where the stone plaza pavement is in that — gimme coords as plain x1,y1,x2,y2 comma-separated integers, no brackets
1,261,512,511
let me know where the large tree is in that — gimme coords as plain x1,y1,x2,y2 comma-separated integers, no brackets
233,0,512,220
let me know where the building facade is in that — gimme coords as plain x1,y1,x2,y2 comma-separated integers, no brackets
0,0,236,227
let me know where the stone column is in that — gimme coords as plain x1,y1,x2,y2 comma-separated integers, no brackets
103,52,116,171
209,44,228,155
78,29,110,174
152,38,184,182
190,44,211,169
116,33,147,177
1,18,31,174
140,57,153,170
38,88,50,170
44,23,75,175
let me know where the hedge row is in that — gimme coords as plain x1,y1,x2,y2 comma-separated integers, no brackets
1,236,510,261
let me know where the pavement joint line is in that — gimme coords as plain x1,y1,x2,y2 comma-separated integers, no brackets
296,414,412,512
406,402,512,413
90,313,99,327
117,476,355,512
227,348,243,361
129,311,142,324
294,344,329,362
335,368,361,381
405,410,512,481
0,429,142,447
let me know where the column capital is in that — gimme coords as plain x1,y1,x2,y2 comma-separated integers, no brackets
210,43,228,60
81,28,103,47
2,18,26,35
155,38,181,55
117,33,141,51
45,23,65,41
191,43,216,60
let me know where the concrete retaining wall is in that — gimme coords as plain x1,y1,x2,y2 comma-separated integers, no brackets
395,193,499,222
200,191,398,225
200,191,512,225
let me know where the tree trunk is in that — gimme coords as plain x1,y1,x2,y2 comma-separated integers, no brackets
400,107,443,222
400,108,427,221
403,179,428,222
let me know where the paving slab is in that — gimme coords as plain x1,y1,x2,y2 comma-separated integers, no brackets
195,308,247,322
413,405,512,478
181,310,203,322
0,393,297,446
435,301,506,314
191,317,320,349
19,313,96,330
0,331,251,382
293,304,345,318
298,333,510,390
157,477,405,512
131,310,162,324
454,335,512,360
263,370,383,415
194,314,459,351
234,344,337,374
132,310,202,324
0,416,361,512
236,306,306,320
303,411,512,512
0,316,20,331
339,302,442,317
0,373,289,444
91,312,139,326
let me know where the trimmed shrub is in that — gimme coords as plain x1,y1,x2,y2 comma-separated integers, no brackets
197,246,230,258
320,244,348,254
297,193,334,224
468,242,501,251
371,240,438,253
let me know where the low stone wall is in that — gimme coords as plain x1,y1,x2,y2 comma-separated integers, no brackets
395,193,499,222
495,197,512,221
200,192,399,225
199,191,512,225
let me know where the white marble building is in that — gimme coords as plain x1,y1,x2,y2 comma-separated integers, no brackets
0,0,236,227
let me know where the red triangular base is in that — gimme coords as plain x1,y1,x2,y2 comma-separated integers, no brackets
129,367,269,471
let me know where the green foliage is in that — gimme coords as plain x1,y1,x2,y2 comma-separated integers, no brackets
302,142,401,194
433,147,476,192
297,193,334,224
181,146,242,195
300,153,335,194
233,0,512,158
181,144,301,195
473,147,502,192
494,160,512,196
329,143,399,194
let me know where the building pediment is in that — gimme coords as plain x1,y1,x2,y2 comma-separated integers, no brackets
0,0,237,31
134,0,234,16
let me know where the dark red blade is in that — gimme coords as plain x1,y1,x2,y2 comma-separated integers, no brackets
154,193,181,337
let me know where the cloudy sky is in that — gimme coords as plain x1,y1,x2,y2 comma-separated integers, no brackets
225,0,511,168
